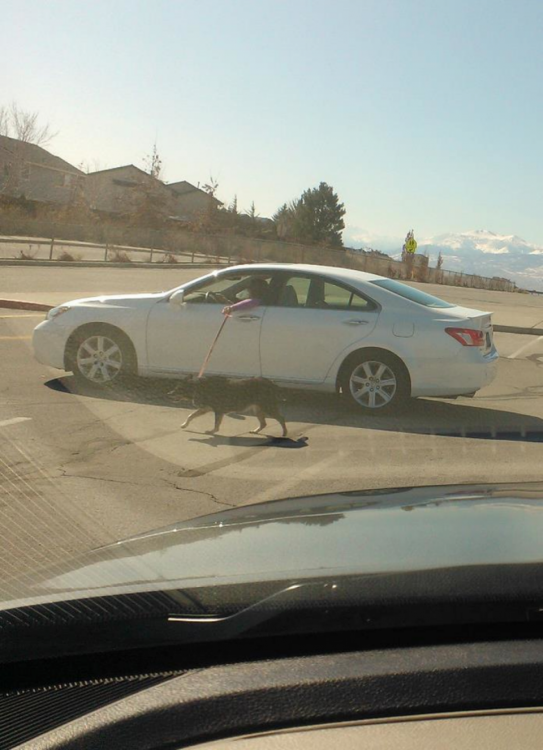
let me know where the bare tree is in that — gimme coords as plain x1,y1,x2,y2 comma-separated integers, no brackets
0,106,9,136
1,102,57,145
77,158,104,175
143,141,163,179
0,103,58,198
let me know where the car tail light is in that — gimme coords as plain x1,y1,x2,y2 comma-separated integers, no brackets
445,327,485,347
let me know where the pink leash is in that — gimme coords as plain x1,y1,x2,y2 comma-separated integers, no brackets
198,315,229,378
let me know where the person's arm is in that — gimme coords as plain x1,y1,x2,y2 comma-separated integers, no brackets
222,298,261,315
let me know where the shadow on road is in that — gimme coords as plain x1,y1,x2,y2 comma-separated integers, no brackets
187,435,309,449
46,375,543,444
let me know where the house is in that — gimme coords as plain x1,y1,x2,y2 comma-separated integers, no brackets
84,165,171,216
0,134,84,205
0,135,224,225
85,168,222,222
167,180,222,220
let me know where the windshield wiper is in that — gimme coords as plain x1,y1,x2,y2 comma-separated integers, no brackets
167,581,336,637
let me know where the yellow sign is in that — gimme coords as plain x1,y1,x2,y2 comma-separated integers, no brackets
405,237,417,254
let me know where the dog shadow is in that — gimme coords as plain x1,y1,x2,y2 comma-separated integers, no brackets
45,375,543,444
188,434,309,449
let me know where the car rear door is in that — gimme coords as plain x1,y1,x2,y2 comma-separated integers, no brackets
260,273,379,384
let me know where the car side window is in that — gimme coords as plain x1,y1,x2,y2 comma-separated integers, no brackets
276,276,312,307
274,275,376,311
321,281,376,311
183,274,270,304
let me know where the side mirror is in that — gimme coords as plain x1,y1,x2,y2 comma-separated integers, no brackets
169,289,185,308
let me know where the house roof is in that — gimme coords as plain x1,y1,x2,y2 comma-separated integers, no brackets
0,134,83,175
87,164,154,179
168,180,222,204
86,170,221,203
167,180,200,195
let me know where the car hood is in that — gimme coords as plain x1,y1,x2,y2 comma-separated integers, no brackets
5,482,543,610
64,292,166,309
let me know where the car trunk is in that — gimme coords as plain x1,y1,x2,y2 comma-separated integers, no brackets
433,306,494,354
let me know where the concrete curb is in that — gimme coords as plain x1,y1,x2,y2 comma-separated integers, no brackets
0,260,221,269
0,299,53,311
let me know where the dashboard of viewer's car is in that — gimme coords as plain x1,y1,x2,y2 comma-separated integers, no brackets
6,628,543,749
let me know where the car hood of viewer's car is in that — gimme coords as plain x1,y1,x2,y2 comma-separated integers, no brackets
5,482,543,610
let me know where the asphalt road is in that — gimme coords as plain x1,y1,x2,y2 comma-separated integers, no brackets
1,266,543,589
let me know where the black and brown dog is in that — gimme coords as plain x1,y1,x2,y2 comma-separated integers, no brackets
172,375,288,436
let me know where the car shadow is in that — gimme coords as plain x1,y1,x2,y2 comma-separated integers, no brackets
45,375,543,443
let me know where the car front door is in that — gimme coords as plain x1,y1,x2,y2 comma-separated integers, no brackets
145,272,271,377
260,273,379,384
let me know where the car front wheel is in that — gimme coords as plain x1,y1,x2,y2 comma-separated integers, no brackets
66,327,135,387
339,351,410,413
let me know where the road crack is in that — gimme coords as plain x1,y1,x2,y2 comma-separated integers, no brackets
160,479,236,507
58,468,148,487
57,469,237,507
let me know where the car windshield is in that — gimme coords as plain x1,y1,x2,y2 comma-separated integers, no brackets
371,279,456,308
2,0,543,660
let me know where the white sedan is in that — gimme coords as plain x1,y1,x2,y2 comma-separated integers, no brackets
32,263,498,412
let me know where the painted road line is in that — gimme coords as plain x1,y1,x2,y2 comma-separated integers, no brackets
509,335,543,360
0,336,32,341
0,418,32,428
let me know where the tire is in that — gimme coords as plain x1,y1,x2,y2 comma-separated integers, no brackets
339,350,411,413
66,325,136,388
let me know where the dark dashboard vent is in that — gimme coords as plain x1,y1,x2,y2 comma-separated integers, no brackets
0,671,180,749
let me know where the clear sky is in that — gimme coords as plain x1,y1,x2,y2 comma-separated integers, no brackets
3,0,543,250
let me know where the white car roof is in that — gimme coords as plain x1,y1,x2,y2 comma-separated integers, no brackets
220,263,385,284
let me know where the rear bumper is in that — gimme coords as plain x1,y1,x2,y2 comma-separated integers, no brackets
409,349,499,398
32,321,67,370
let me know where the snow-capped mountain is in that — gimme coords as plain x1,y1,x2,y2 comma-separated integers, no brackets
415,230,543,291
344,227,543,290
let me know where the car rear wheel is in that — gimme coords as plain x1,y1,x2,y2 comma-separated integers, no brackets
66,327,135,387
339,351,410,413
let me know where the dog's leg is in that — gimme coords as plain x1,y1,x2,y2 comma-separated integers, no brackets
207,412,224,434
250,408,267,434
181,407,211,429
268,408,288,437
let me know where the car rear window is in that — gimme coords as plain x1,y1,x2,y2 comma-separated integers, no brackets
371,279,456,308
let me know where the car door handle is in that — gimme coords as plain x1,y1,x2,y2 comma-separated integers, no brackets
236,315,261,321
343,319,369,325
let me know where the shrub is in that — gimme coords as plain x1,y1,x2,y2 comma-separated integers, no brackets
160,252,179,263
57,250,82,262
109,249,132,262
14,246,37,260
